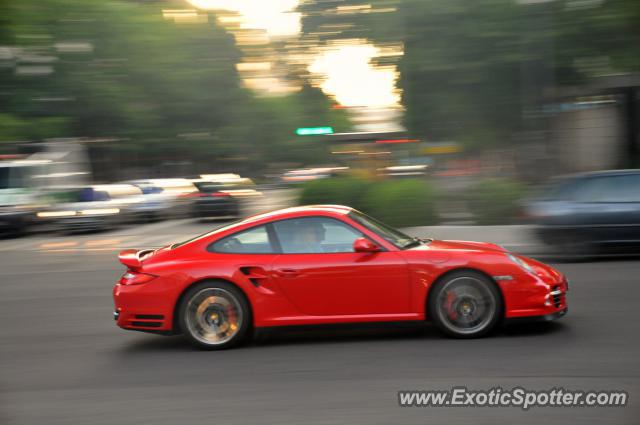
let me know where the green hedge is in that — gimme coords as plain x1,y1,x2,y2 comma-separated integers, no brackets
299,176,526,226
298,177,439,227
465,178,526,225
298,177,370,211
361,179,438,227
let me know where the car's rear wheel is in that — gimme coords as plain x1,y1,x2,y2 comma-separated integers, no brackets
178,281,250,350
429,271,501,338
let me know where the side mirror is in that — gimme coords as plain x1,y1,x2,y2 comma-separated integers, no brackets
353,237,381,253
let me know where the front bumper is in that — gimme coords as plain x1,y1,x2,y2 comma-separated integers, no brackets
503,271,569,320
57,215,116,231
0,210,32,231
506,307,567,323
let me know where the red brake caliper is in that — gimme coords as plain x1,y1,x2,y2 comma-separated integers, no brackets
226,304,237,330
445,291,458,321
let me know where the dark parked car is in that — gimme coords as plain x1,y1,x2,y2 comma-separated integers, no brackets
525,169,640,255
188,181,240,220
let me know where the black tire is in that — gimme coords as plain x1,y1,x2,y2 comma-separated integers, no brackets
428,270,502,338
178,280,251,350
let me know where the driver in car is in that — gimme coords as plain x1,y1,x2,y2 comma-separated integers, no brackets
291,220,325,253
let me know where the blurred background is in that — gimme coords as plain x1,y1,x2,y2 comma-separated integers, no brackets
1,0,639,253
0,0,639,243
1,2,640,425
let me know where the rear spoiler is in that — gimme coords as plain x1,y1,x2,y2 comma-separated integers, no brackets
118,249,155,270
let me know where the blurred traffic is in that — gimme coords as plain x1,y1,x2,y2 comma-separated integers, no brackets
3,138,640,260
1,0,638,258
0,149,261,233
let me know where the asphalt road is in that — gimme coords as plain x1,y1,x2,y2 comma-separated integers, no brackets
1,220,639,425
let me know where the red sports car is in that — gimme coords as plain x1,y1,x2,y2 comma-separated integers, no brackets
113,205,568,349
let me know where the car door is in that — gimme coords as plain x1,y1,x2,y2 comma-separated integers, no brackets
270,216,410,316
570,174,640,244
589,174,640,244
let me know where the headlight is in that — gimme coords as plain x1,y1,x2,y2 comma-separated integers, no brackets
37,210,76,218
506,253,536,274
79,208,120,216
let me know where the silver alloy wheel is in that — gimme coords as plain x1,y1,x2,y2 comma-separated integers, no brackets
435,276,497,335
185,288,243,345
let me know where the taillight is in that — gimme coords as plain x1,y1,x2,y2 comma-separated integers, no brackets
119,270,157,285
213,192,231,197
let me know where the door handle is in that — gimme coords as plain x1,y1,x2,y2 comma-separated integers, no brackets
276,268,299,278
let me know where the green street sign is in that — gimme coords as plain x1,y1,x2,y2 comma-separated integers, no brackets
295,126,334,136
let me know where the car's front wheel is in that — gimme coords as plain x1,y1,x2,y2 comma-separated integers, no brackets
178,281,251,349
429,271,501,338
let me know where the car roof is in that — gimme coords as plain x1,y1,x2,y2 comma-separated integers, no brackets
242,205,353,224
569,169,640,179
170,205,355,249
0,160,50,168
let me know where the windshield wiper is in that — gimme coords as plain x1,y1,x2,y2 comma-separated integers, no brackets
401,237,422,249
403,237,434,249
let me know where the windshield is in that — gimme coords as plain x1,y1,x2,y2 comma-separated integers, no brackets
52,188,110,203
349,211,421,249
0,167,9,189
0,166,26,190
194,182,228,193
138,185,163,194
529,176,581,201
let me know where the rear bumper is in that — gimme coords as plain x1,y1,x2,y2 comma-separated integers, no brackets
113,280,177,332
129,204,173,217
129,210,165,222
193,199,238,218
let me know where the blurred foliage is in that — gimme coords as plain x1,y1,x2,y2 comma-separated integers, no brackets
249,85,351,167
361,179,439,227
299,176,371,210
400,0,640,148
2,0,638,174
400,0,525,149
1,0,238,142
299,176,439,226
0,113,70,141
0,0,349,174
465,178,527,225
553,0,640,84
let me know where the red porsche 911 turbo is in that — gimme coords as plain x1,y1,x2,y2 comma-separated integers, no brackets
113,205,568,349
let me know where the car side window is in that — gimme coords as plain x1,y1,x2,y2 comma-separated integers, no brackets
209,225,274,254
273,217,364,254
599,175,640,202
571,175,640,203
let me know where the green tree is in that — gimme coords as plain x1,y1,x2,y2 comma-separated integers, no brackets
399,0,528,149
0,0,351,175
399,0,640,149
